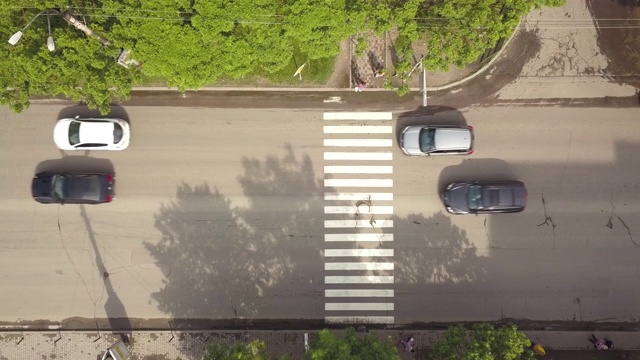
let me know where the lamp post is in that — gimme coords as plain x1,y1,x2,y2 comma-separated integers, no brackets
9,8,138,68
46,13,55,52
8,9,58,51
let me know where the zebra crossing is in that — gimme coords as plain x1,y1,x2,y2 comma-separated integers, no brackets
323,111,394,324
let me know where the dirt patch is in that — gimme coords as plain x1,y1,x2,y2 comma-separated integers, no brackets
588,0,640,87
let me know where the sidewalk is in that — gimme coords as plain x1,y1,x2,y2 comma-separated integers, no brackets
1,329,640,360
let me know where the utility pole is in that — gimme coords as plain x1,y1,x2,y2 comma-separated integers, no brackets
57,10,110,46
408,55,428,107
421,60,427,107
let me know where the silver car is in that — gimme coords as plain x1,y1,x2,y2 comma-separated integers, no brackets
54,116,130,151
400,125,473,156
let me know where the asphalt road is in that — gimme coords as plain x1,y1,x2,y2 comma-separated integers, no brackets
2,102,640,329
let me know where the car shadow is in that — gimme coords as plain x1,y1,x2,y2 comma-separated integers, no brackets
35,156,114,175
438,158,518,194
57,104,130,123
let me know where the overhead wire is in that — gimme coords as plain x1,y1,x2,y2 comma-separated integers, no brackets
6,5,640,29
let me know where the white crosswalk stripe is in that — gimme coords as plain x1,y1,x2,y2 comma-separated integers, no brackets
325,303,394,311
324,166,393,174
325,249,393,257
324,139,392,147
323,112,393,120
326,316,394,324
324,192,393,201
324,152,392,161
324,179,393,187
323,112,395,324
323,125,392,134
324,205,393,215
324,233,393,242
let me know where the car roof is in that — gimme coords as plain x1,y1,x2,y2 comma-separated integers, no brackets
65,175,103,201
434,128,472,150
480,182,526,208
78,121,115,144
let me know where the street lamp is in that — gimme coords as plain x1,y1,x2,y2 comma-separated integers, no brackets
46,13,55,52
8,9,57,51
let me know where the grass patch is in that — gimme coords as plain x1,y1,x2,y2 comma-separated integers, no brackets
134,48,336,88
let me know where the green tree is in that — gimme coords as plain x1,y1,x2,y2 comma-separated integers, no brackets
305,327,400,360
204,339,273,360
429,324,535,360
414,0,567,71
0,1,141,114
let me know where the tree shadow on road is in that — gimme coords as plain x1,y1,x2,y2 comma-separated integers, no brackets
393,212,485,286
147,145,326,328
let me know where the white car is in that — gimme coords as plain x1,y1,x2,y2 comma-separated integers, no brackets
54,117,130,150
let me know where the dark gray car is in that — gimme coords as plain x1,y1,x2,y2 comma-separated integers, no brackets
442,181,527,214
32,172,115,204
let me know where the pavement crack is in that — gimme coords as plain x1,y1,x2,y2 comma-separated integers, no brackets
606,194,615,229
605,194,638,247
354,196,372,218
536,194,557,247
483,218,492,247
616,215,638,247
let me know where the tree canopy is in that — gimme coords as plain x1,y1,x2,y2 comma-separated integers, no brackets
305,327,399,360
429,324,535,360
0,0,566,114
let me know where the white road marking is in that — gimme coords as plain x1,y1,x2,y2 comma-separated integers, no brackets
325,262,394,270
323,139,392,147
325,303,394,311
325,233,393,242
325,289,394,297
324,220,394,228
324,179,393,188
325,249,393,257
323,112,392,120
324,166,393,174
323,126,392,134
322,112,395,325
325,192,393,201
323,96,344,103
325,316,394,324
324,206,393,214
325,276,394,284
324,152,392,161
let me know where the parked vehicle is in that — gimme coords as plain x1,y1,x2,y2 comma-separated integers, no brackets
54,116,130,150
400,125,473,156
31,172,115,204
442,181,527,214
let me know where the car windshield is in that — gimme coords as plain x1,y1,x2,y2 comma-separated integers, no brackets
69,121,81,145
113,123,123,143
467,185,483,210
52,175,65,199
419,128,436,152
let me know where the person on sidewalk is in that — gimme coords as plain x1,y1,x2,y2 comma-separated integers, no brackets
398,336,415,352
589,334,612,350
354,82,366,92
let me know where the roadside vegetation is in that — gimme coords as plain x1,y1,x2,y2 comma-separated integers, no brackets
181,324,535,359
1,0,565,114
